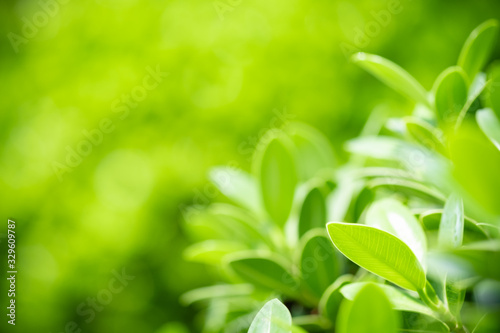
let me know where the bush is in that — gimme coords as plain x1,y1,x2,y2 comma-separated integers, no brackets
183,20,500,333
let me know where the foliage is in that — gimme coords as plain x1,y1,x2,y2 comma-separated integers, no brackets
183,20,500,333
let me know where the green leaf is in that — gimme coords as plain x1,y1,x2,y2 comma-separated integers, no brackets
340,282,435,318
449,123,500,215
183,240,247,264
298,187,327,238
485,61,500,118
255,133,298,227
248,298,292,333
184,204,271,247
404,117,447,155
209,167,262,214
352,52,429,106
438,194,465,248
298,229,342,300
336,283,400,333
285,122,335,181
432,67,468,124
327,222,426,291
180,284,254,306
318,274,353,323
367,177,446,203
419,209,488,240
476,108,500,150
458,19,499,81
365,198,427,267
444,275,466,319
226,252,299,297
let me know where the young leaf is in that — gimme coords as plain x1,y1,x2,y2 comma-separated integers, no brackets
285,122,335,181
336,283,400,333
351,52,429,107
209,167,262,214
365,198,428,267
432,67,468,124
255,134,298,227
327,222,426,291
298,229,342,300
340,282,435,318
458,19,499,81
298,187,327,238
226,252,299,297
318,274,353,323
438,194,465,248
248,299,292,333
476,108,500,150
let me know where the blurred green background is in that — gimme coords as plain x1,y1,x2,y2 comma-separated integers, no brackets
1,0,500,332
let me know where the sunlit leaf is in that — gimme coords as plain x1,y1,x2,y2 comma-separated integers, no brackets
365,198,427,267
248,298,292,333
458,19,499,81
438,194,465,248
352,52,429,106
327,222,426,291
336,283,400,333
255,134,298,227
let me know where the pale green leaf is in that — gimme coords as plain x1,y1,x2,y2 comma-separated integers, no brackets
183,240,247,264
285,122,335,181
327,222,426,291
476,108,500,150
352,52,429,106
180,284,254,306
248,299,292,333
438,194,465,248
458,19,499,81
209,167,262,214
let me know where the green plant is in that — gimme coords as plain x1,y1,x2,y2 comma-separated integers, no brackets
182,20,500,332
